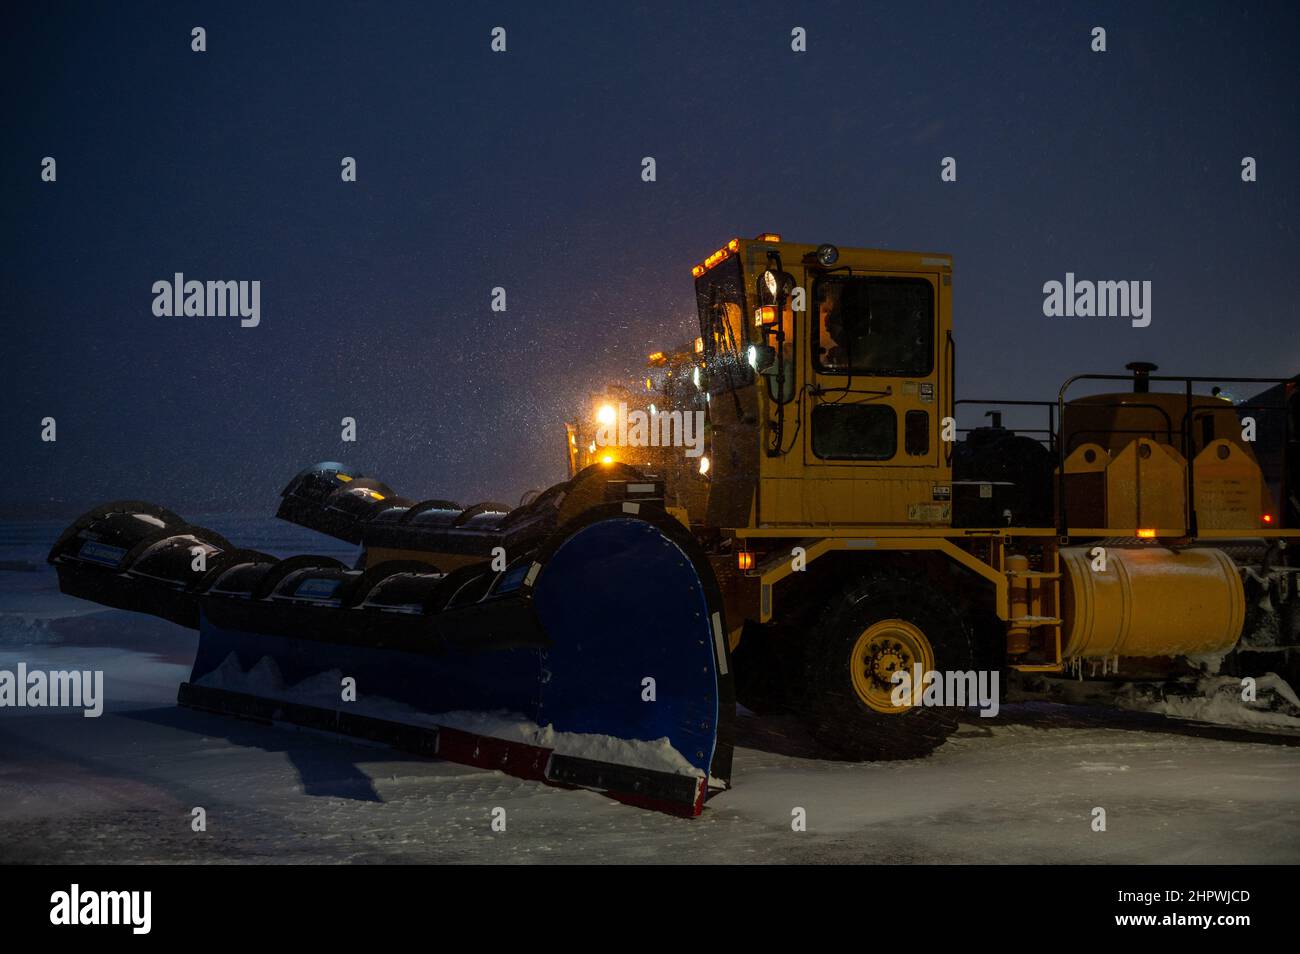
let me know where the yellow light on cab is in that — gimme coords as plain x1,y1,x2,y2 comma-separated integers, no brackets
1137,529,1157,540
601,455,614,465
698,239,742,275
737,551,754,571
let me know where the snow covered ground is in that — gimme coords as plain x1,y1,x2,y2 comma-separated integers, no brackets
3,516,1299,864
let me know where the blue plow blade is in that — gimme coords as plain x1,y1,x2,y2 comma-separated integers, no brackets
182,511,735,814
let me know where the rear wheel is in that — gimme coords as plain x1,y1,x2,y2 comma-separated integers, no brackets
801,573,973,760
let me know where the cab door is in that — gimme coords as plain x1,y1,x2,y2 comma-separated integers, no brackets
799,269,946,525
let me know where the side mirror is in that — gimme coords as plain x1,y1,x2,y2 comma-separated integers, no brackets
747,344,777,374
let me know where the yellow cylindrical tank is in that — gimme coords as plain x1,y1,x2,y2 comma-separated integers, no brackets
1059,546,1245,659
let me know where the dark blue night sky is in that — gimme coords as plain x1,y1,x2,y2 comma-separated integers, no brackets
5,1,1298,516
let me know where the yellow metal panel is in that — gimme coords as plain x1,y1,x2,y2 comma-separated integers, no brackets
736,525,1058,538
1193,439,1263,530
1105,438,1186,532
758,474,951,527
755,536,1007,623
1063,443,1109,473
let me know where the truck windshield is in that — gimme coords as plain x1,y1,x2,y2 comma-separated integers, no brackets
694,257,753,391
813,276,933,376
695,257,748,360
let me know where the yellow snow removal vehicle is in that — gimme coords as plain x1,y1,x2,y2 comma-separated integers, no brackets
49,233,1299,814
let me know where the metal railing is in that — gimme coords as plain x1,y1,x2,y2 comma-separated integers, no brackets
955,375,1293,534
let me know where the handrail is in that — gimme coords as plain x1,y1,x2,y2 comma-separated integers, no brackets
954,398,1058,451
957,375,1293,534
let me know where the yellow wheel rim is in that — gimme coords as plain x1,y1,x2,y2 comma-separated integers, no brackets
849,619,935,715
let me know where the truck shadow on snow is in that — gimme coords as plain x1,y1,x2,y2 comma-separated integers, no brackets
122,705,431,802
733,701,1300,763
980,700,1300,747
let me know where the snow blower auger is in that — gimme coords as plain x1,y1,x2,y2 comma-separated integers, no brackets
48,463,735,816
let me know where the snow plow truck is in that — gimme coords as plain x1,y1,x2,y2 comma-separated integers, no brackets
49,233,1300,815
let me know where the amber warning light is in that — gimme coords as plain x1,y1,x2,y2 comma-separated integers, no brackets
692,238,741,277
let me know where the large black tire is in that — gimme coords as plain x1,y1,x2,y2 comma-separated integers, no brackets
733,621,813,716
800,573,974,761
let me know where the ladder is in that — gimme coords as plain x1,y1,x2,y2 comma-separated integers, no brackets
1004,544,1064,672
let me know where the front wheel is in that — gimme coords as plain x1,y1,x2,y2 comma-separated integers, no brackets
801,573,974,760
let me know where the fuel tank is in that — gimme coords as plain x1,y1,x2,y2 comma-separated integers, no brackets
1059,545,1245,658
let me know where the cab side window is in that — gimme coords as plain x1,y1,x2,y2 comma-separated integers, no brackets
814,277,934,377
